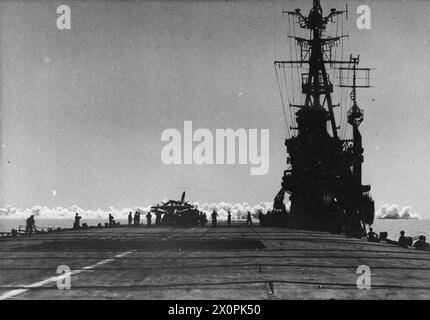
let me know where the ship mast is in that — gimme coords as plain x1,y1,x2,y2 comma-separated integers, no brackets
271,0,374,233
275,0,347,138
340,55,371,190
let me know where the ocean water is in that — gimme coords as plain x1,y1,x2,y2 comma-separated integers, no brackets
0,218,429,241
372,219,430,240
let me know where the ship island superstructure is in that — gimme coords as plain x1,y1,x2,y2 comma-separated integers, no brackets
267,0,374,235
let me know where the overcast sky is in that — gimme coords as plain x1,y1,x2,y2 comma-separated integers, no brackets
1,0,429,218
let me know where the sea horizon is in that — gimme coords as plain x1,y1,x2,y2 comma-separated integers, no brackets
1,217,428,242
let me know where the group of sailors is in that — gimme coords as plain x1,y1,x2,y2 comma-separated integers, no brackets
25,209,255,234
367,227,429,250
398,231,429,250
24,213,430,251
210,210,253,227
127,211,151,226
71,211,153,229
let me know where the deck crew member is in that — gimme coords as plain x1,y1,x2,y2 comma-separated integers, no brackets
128,212,133,226
367,227,379,242
413,235,429,250
155,212,162,225
199,212,207,226
108,214,115,227
398,231,408,247
211,210,218,227
200,212,204,226
73,213,82,230
227,211,232,226
25,215,37,236
146,212,152,226
258,212,265,226
133,212,139,225
246,211,253,226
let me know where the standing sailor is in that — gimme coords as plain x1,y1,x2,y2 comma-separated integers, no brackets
398,231,408,247
108,214,115,227
258,212,265,226
211,210,218,227
73,213,82,230
133,212,138,226
227,211,232,226
246,211,253,226
128,212,133,226
155,211,162,225
199,212,207,226
25,215,37,236
146,212,152,226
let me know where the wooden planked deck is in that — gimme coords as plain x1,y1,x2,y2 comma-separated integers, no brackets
1,224,429,299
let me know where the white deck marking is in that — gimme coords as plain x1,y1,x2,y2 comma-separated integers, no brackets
0,250,135,300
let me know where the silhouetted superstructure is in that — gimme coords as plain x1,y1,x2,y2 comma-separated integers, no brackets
271,0,374,234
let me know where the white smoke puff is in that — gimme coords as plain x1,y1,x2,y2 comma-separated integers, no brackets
399,206,420,219
233,203,251,219
192,202,253,220
0,205,17,217
229,209,239,219
191,201,200,208
259,202,274,212
133,206,152,215
69,205,85,214
93,209,107,219
208,203,218,211
252,204,264,217
376,204,420,219
377,204,400,219
0,201,290,220
376,204,387,218
200,203,210,212
215,203,231,220
55,207,74,219
198,203,218,215
217,208,228,220
31,206,44,217
253,202,275,216
242,202,251,210
217,202,232,212
119,208,134,217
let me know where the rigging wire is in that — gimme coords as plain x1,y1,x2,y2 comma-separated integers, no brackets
287,15,297,135
287,19,295,104
339,16,344,140
275,63,290,139
343,55,352,140
333,15,341,139
273,3,277,64
275,12,290,139
292,15,301,129
340,15,347,140
282,65,295,133
344,12,352,141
